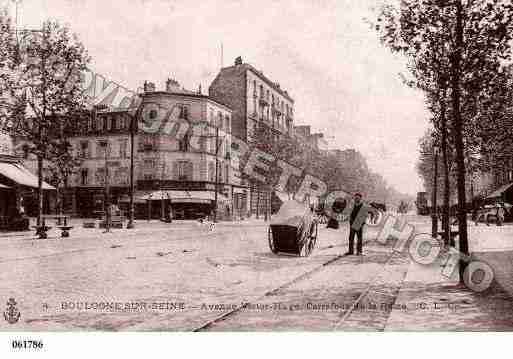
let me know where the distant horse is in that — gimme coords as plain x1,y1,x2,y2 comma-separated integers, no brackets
370,202,387,212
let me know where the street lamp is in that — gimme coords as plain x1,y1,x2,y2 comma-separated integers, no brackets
431,144,439,238
214,126,219,223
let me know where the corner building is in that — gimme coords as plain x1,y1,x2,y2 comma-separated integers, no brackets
209,57,295,216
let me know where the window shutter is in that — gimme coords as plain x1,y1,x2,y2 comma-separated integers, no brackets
187,161,193,180
173,161,179,180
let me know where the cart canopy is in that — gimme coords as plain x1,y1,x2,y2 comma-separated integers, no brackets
271,200,313,227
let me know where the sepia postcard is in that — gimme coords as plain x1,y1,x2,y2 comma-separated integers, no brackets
1,0,513,355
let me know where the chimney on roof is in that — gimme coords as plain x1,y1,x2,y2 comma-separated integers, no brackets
143,81,156,93
234,56,243,66
166,78,181,92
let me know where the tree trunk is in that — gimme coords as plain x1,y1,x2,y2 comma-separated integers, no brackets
440,94,452,247
451,0,469,283
431,148,439,238
256,187,260,219
264,189,270,221
37,155,43,226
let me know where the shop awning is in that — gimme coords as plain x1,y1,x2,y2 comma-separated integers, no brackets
171,191,215,204
131,190,228,204
0,162,55,190
486,182,513,199
0,183,11,189
118,194,147,204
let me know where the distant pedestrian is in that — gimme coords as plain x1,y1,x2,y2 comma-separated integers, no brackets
344,193,377,256
497,204,505,226
168,205,173,223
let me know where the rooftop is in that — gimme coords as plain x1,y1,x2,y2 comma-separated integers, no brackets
219,60,294,103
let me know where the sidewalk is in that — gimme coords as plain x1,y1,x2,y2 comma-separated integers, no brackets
385,257,513,331
0,217,270,241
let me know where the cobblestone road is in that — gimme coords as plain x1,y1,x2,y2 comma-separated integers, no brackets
0,220,358,330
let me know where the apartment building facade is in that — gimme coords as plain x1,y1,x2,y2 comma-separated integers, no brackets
209,57,295,216
209,57,295,143
19,79,244,220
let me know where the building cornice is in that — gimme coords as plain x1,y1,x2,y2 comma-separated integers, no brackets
142,92,233,112
220,63,294,103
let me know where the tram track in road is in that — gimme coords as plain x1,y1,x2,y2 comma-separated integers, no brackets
192,253,345,332
193,245,409,332
332,250,406,330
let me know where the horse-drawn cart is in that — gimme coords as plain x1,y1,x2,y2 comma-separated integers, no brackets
268,200,318,257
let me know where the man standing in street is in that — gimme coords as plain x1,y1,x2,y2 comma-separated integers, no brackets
344,193,376,256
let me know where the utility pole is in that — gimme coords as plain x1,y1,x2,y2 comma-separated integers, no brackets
102,139,111,233
214,126,219,223
160,161,166,221
127,110,136,229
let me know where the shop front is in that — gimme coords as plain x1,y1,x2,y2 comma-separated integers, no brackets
0,156,55,230
119,190,231,220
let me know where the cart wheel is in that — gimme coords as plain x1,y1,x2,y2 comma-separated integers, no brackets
298,226,309,257
305,222,317,257
268,227,277,254
308,222,318,255
299,222,317,257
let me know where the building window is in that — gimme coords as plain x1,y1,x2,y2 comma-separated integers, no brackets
140,135,157,152
97,117,104,132
80,168,88,185
179,133,190,152
210,110,215,124
142,159,156,180
177,161,193,181
119,139,128,158
259,85,264,98
208,162,215,182
217,112,223,128
121,115,129,130
95,168,106,185
217,139,224,156
178,104,189,120
114,167,129,185
97,140,109,158
80,141,89,158
224,115,230,132
225,164,229,184
253,80,257,96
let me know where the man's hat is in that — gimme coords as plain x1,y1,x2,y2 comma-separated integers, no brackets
354,192,362,197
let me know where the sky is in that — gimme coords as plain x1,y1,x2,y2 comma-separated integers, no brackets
2,0,430,195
